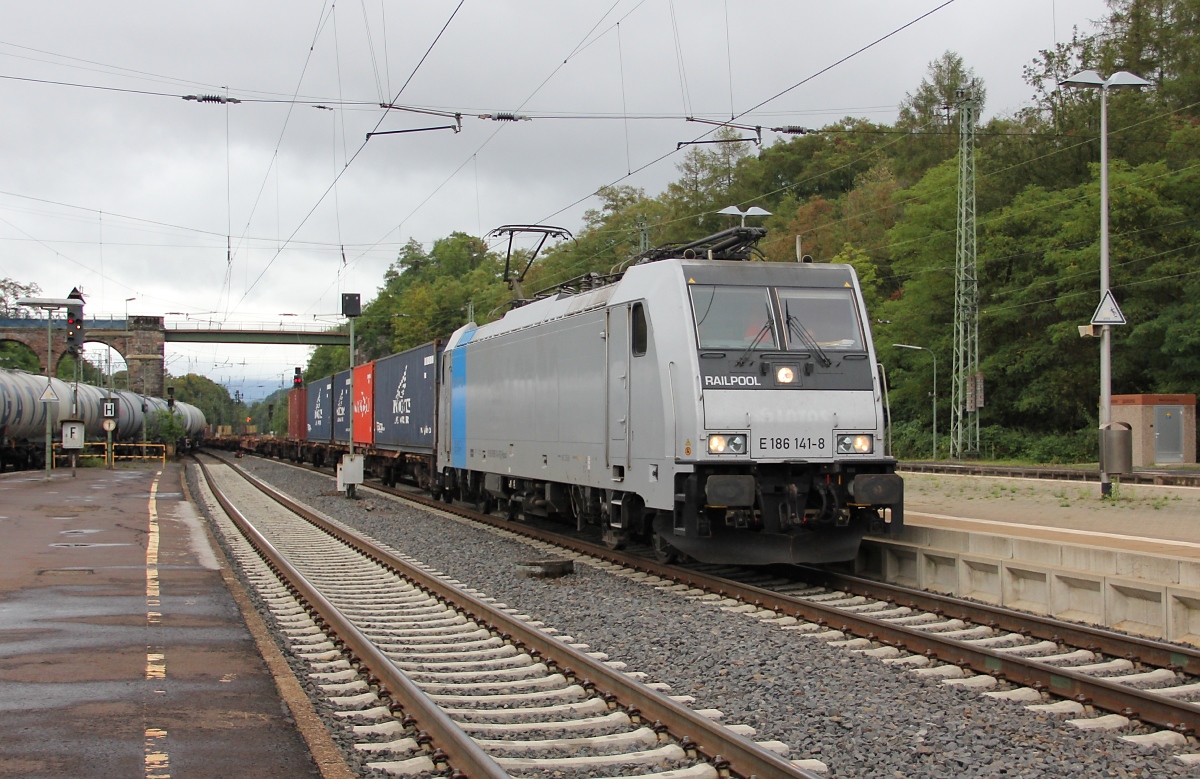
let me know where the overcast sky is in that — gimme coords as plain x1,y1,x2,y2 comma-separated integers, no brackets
1,0,1107,399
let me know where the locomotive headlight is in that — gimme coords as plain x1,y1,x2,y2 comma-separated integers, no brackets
775,365,796,384
707,434,747,454
837,434,874,454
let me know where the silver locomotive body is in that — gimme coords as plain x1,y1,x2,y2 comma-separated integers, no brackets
438,250,902,565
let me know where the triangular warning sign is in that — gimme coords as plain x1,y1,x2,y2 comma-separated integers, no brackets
1091,290,1126,326
39,384,58,402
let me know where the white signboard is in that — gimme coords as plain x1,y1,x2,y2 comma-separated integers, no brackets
61,420,85,450
1092,290,1127,326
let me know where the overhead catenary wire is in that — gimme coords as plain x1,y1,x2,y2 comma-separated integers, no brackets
231,0,467,318
303,0,648,313
531,0,962,237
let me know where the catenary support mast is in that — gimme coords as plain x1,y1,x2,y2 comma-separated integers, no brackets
951,84,980,459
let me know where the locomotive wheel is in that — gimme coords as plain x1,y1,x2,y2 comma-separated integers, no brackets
601,527,628,551
441,489,454,505
504,499,520,521
651,532,680,564
476,495,497,515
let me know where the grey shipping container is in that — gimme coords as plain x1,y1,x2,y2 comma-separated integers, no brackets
307,377,333,442
333,370,352,444
373,342,440,452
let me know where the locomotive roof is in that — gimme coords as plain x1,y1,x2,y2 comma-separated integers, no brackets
447,256,861,350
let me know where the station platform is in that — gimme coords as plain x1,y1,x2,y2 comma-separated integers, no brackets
899,469,1200,558
0,463,326,778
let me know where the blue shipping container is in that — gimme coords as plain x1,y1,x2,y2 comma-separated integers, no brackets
307,377,333,442
373,342,440,452
333,370,352,443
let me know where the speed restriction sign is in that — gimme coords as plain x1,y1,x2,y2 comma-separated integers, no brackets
102,419,117,432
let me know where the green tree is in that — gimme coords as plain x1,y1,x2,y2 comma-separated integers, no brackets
172,373,235,428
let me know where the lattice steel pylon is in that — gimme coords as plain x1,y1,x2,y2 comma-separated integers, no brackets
951,85,980,459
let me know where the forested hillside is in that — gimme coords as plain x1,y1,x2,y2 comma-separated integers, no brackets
308,0,1200,461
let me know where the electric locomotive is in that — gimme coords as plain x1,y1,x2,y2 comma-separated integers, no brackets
437,227,902,565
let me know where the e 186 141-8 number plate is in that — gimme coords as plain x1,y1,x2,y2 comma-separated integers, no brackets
755,435,827,456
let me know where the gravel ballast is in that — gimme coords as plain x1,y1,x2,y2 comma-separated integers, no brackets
227,455,1196,778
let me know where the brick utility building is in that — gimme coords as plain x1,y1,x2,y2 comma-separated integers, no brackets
1111,394,1196,467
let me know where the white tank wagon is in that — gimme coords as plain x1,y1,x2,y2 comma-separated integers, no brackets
437,227,904,566
0,369,206,471
0,370,75,441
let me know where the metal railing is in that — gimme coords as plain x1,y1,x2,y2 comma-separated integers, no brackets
53,442,166,467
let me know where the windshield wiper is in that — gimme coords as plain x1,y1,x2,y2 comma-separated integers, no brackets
735,311,774,367
785,303,832,367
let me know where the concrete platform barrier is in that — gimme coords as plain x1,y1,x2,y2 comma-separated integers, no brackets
859,525,1200,645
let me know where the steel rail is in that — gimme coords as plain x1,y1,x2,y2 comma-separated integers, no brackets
344,468,1200,735
227,452,1200,735
195,457,511,779
805,567,1200,676
210,454,820,779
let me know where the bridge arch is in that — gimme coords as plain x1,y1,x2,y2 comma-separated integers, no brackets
0,316,163,395
0,337,41,372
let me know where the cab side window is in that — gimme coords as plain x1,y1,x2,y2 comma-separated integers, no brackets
632,302,648,356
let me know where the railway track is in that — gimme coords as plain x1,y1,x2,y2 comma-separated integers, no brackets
234,452,1200,760
192,452,821,779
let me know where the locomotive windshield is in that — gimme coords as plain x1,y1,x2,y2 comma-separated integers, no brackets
689,285,778,350
689,284,865,353
777,288,865,351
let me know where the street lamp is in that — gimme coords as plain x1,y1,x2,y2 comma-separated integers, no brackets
893,344,937,461
1060,69,1150,496
17,296,78,479
125,297,136,329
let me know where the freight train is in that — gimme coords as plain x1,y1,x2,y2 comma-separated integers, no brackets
242,227,904,566
0,368,206,471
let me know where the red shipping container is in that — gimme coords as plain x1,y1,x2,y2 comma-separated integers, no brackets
352,362,374,445
288,386,307,441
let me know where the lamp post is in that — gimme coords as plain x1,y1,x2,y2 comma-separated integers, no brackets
124,297,136,330
1060,69,1150,496
893,344,937,461
17,296,79,479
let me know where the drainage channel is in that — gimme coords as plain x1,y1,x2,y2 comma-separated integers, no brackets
195,454,817,779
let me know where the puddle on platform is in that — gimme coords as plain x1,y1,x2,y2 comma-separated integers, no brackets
49,543,131,548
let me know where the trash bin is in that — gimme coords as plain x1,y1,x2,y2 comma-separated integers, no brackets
1100,421,1133,475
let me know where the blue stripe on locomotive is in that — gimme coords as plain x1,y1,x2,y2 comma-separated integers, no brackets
449,329,476,469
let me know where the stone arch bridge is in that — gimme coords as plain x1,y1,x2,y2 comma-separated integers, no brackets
0,316,349,398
